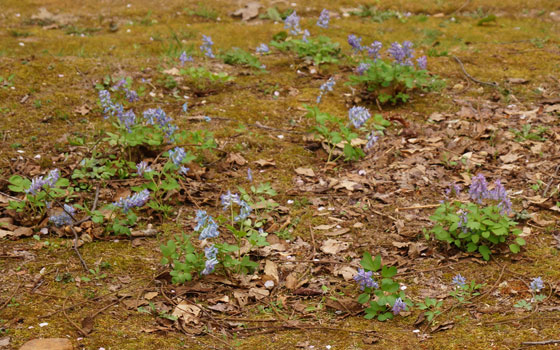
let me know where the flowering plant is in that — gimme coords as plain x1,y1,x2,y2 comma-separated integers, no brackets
427,174,525,260
347,39,444,104
355,252,411,321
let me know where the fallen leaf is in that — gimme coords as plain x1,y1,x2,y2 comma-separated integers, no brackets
18,338,73,350
263,260,279,283
231,2,262,21
320,239,349,255
254,159,276,167
249,287,269,300
285,273,298,290
506,77,529,84
295,167,315,177
163,67,180,76
499,153,520,164
323,228,350,236
74,104,90,116
144,292,158,300
334,265,357,281
172,301,201,324
226,153,247,166
0,337,10,347
80,316,94,335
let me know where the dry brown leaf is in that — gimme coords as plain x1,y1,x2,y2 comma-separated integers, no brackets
264,260,279,283
231,2,262,21
226,153,247,166
499,153,520,164
233,290,248,307
74,104,90,116
313,224,336,230
295,167,315,177
320,239,349,255
249,287,269,300
285,273,298,290
144,292,158,300
334,265,357,281
323,228,350,236
254,159,276,167
172,301,201,324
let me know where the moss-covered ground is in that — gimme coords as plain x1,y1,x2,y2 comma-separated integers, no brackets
1,0,560,349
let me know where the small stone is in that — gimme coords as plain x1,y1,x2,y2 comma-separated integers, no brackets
19,338,73,350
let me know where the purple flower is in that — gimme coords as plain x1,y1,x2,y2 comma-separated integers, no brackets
392,298,407,315
530,277,544,292
457,210,469,234
365,131,378,150
179,166,189,175
195,210,219,240
118,110,136,132
179,51,193,65
367,41,382,60
284,11,301,35
26,176,46,195
317,9,330,28
182,102,188,113
353,268,378,290
348,34,363,52
44,169,60,187
469,174,489,204
136,161,152,176
389,41,415,65
144,108,177,138
220,191,252,222
169,147,186,166
487,179,512,214
316,77,336,103
247,168,253,182
417,55,427,70
202,257,218,275
348,106,371,128
356,63,371,75
445,183,462,199
302,29,310,43
113,189,150,213
452,274,467,287
200,35,215,58
99,90,123,119
49,204,76,227
125,89,139,103
256,43,269,54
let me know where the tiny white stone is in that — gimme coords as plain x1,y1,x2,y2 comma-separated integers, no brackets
17,150,25,154
16,13,21,17
28,326,34,329
264,280,275,289
413,329,420,333
34,154,41,159
39,322,48,327
318,206,325,211
291,2,297,6
58,74,64,78
358,169,366,176
400,285,407,290
19,42,24,47
287,200,294,204
274,91,280,97
326,346,332,349
40,267,46,275
126,29,131,33
40,227,48,235
126,3,131,7
277,134,284,139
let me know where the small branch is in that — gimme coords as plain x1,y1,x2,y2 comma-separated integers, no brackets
451,55,499,88
0,282,22,311
542,164,560,198
62,296,88,337
522,340,560,346
395,204,440,212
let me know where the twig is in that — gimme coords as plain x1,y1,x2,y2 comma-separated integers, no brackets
309,223,317,257
451,55,499,88
542,164,560,198
521,340,560,346
371,208,397,221
395,204,440,212
0,190,22,201
62,296,88,337
450,0,471,15
0,282,21,311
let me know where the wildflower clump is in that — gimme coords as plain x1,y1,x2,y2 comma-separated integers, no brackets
354,252,411,321
348,38,443,104
427,174,525,260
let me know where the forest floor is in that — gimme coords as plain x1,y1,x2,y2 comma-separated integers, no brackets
1,0,560,349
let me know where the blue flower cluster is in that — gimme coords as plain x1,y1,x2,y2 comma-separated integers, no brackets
26,169,60,195
355,62,371,75
391,298,407,315
367,41,382,60
347,34,363,53
530,277,544,292
365,131,378,151
112,189,150,213
316,77,336,103
142,108,178,138
468,174,512,214
112,79,140,103
353,268,378,290
220,191,252,222
348,106,371,128
200,35,215,58
316,9,330,28
99,90,123,119
284,11,301,35
387,41,427,70
202,244,219,275
256,43,269,54
452,274,467,287
179,51,193,65
136,161,152,176
168,147,187,166
49,204,76,227
195,210,220,240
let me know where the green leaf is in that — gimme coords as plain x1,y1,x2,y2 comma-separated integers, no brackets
478,245,491,260
381,265,397,278
515,237,526,246
357,293,370,304
509,244,520,254
360,252,381,272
